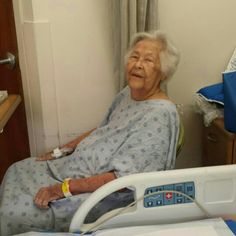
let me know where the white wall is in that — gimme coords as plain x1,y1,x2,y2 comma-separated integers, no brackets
13,0,116,155
159,0,236,168
14,0,236,167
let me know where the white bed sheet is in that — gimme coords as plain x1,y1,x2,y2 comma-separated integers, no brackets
14,218,234,236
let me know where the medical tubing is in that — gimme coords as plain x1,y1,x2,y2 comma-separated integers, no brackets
79,190,211,235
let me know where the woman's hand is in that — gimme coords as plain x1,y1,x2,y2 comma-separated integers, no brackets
36,152,54,161
36,146,74,161
34,184,64,209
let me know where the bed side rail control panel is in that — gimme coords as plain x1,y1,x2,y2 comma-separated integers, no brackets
144,181,195,207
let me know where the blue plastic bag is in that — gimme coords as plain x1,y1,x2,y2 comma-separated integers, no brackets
223,71,236,133
197,83,224,105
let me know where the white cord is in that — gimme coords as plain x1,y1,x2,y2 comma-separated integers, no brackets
79,190,211,235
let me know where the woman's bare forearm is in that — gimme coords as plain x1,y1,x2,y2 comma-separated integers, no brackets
69,172,116,194
61,128,96,149
34,172,116,208
37,128,96,161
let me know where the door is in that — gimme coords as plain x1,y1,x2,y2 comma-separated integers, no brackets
0,0,30,181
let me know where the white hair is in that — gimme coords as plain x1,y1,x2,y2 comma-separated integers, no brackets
125,30,180,80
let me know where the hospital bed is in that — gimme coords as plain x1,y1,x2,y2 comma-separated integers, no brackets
17,164,236,235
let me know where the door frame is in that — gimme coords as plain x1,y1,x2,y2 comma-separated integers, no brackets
13,0,39,155
13,0,61,156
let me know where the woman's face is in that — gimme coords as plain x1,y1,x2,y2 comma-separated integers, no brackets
126,39,165,98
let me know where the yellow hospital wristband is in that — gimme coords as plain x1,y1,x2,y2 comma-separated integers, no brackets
62,178,72,198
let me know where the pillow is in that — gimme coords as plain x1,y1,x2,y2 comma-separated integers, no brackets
196,83,224,105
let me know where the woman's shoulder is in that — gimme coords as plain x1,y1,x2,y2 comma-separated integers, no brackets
141,99,179,124
113,86,130,102
144,99,178,112
118,86,130,97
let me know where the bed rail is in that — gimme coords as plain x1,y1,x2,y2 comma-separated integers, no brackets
69,165,236,233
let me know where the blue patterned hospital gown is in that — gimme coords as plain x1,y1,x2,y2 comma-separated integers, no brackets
0,86,179,235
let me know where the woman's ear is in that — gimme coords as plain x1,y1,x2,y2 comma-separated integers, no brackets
160,73,167,81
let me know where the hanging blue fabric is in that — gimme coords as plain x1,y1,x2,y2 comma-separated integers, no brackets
223,71,236,133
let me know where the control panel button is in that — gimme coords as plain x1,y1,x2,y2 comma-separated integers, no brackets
144,181,195,208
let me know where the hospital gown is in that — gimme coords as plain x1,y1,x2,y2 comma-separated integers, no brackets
0,86,179,235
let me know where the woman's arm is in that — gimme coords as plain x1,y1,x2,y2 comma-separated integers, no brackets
69,172,116,194
61,128,96,149
36,128,96,161
34,172,116,209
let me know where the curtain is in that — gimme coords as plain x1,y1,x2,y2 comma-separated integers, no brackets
110,0,159,91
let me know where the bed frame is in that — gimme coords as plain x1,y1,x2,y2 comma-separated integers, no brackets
69,164,236,233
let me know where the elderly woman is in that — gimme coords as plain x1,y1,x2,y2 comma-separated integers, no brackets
0,30,180,234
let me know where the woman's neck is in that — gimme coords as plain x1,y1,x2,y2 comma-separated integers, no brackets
130,88,169,101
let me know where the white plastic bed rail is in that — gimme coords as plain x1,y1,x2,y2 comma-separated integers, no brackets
69,165,236,233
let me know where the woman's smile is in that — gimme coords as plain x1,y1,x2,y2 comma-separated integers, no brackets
130,71,144,79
